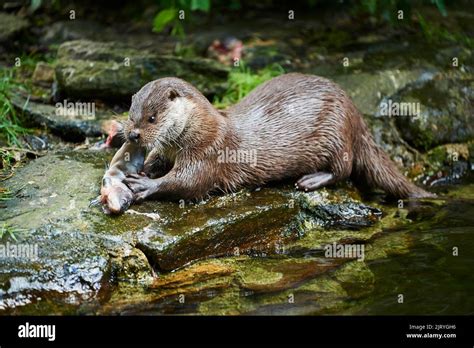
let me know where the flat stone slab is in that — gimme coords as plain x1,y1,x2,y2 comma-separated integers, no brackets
0,150,386,313
55,40,229,100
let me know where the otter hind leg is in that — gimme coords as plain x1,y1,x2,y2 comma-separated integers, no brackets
295,172,335,192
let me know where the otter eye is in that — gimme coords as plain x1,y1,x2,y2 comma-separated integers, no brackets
148,116,156,123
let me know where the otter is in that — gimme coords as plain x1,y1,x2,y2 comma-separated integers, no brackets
122,73,434,202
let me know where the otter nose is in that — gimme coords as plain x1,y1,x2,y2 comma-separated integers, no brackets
128,130,140,142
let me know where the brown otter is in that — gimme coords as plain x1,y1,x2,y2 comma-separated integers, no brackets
122,73,434,202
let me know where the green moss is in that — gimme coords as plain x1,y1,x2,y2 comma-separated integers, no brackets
417,13,474,49
238,265,283,287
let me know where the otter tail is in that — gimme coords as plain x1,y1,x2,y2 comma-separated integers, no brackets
352,125,434,199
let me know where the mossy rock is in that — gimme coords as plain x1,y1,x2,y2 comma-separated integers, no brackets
394,76,474,151
55,40,229,101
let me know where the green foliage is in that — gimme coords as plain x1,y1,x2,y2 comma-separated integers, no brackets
213,63,285,109
191,0,210,11
0,187,13,202
358,0,412,23
153,0,211,37
431,0,447,17
153,8,177,33
417,13,474,48
0,222,26,242
29,0,43,13
358,0,447,23
0,71,28,147
0,70,29,171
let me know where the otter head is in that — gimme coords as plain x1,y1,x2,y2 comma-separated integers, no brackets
125,78,195,151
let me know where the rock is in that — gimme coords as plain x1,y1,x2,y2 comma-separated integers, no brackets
99,259,236,315
135,188,382,271
135,189,300,271
150,262,235,289
0,150,406,315
296,189,382,229
244,43,293,70
0,228,109,312
425,143,472,186
24,134,49,151
394,76,474,151
329,68,439,168
32,62,55,85
333,260,375,298
55,40,229,100
334,68,437,116
40,20,115,46
284,200,407,258
1,151,154,313
236,257,343,293
40,20,176,54
0,12,28,42
10,94,114,141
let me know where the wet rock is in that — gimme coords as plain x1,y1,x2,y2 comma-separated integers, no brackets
135,190,299,271
394,76,474,151
1,151,154,313
435,46,474,70
10,94,112,141
236,257,343,293
226,273,349,316
444,182,474,200
0,150,392,314
0,12,28,42
24,134,49,151
363,230,412,262
55,40,229,100
135,188,382,271
425,143,472,186
296,189,382,229
150,261,235,289
332,260,375,299
284,201,407,259
0,229,109,312
99,259,235,315
32,62,55,85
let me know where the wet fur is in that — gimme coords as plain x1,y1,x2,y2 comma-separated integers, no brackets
125,74,433,200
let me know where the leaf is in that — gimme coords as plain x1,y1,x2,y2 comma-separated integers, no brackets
363,0,377,15
8,229,17,242
171,21,186,38
29,0,42,13
432,0,447,17
190,0,210,12
153,8,177,33
178,0,191,9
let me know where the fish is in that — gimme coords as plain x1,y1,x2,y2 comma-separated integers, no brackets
99,141,146,214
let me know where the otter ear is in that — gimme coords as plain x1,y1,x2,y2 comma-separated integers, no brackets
168,89,180,101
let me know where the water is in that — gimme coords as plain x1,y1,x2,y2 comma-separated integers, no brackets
353,192,474,315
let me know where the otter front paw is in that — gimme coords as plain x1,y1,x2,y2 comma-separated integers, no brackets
124,174,159,202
